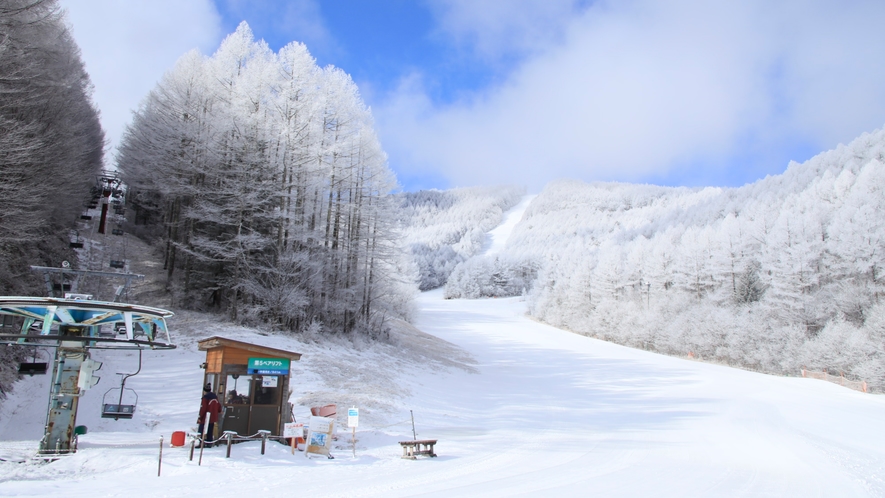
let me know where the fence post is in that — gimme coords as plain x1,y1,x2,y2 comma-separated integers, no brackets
189,438,195,461
158,435,163,477
259,430,270,455
224,431,235,458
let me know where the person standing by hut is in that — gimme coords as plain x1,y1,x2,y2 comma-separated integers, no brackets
197,383,221,447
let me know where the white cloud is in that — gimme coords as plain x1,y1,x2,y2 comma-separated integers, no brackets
427,0,584,59
378,0,885,190
60,0,223,163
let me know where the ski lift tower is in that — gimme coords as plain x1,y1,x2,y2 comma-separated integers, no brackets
0,297,175,455
31,264,143,302
94,170,124,235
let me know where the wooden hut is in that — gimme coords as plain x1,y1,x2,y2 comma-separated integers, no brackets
197,336,302,437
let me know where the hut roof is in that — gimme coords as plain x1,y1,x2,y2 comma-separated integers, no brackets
197,336,302,361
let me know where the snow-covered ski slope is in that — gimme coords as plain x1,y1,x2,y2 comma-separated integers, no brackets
2,194,885,496
481,194,536,256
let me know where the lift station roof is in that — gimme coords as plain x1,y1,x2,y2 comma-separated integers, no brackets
0,296,175,349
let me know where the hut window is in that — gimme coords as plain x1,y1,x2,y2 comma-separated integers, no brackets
252,376,280,405
225,374,250,404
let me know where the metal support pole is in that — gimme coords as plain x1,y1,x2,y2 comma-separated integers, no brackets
189,438,195,461
410,410,417,441
158,436,163,477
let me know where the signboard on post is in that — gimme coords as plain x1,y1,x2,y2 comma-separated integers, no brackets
283,422,305,454
348,407,359,458
247,358,290,375
305,415,334,459
283,422,304,438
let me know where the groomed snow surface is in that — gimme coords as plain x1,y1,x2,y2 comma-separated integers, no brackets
2,193,885,496
1,291,884,496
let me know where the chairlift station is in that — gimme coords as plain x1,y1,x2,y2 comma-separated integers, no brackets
0,296,175,455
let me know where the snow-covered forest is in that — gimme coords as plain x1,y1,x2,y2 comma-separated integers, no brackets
446,129,885,389
118,23,413,336
0,0,104,393
0,0,104,293
396,186,524,290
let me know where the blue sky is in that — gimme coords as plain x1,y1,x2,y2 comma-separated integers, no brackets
61,0,885,192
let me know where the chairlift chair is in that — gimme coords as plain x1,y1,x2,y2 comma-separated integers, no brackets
101,349,142,420
101,387,137,419
70,230,84,249
19,362,48,375
18,347,48,376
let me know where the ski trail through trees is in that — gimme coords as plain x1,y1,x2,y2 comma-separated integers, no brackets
481,194,536,257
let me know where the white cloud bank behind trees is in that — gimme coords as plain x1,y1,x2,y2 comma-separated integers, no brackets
61,0,885,190
60,0,223,157
378,0,885,190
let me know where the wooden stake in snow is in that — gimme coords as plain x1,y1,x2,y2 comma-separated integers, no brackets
157,435,163,477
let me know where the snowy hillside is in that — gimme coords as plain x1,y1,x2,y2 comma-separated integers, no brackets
3,167,885,496
2,292,885,496
447,128,885,390
444,194,539,299
396,185,525,290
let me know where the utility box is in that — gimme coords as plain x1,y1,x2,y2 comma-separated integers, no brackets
197,336,302,438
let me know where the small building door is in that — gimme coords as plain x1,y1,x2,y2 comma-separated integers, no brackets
248,375,281,434
219,372,283,436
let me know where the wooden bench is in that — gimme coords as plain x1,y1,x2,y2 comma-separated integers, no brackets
399,439,437,459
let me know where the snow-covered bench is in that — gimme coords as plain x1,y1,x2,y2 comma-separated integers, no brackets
399,439,437,459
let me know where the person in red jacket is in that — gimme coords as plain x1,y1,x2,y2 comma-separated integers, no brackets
197,383,222,447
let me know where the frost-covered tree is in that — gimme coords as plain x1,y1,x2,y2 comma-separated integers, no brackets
119,23,408,336
449,128,885,389
396,186,525,290
0,0,104,397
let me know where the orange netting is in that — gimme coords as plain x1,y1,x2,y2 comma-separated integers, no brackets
801,369,868,393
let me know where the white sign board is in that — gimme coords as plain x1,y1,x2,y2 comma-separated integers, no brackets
283,422,304,438
309,415,332,433
347,407,359,428
306,416,335,458
262,376,278,388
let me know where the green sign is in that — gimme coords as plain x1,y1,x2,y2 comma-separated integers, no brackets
247,357,290,375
